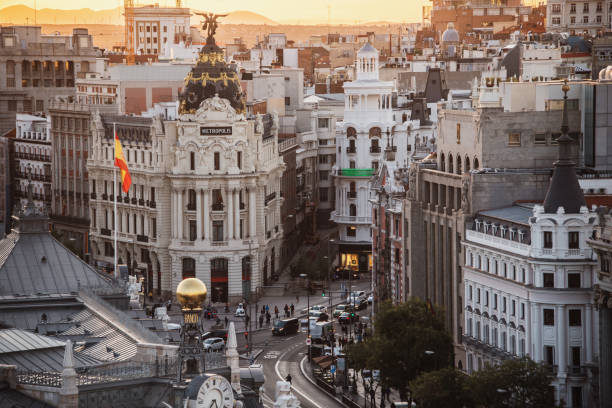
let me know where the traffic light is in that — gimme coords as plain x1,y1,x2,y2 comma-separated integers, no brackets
244,332,248,341
322,290,326,297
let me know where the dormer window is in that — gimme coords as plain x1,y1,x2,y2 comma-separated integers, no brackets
518,230,525,242
484,222,490,234
475,220,481,231
509,228,517,241
500,226,507,238
492,224,499,235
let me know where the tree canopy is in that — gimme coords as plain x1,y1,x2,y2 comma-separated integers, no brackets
347,298,454,400
410,358,558,408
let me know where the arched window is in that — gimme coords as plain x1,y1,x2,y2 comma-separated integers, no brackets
456,156,462,175
350,204,357,216
369,127,381,138
448,154,454,173
440,153,446,172
347,127,356,137
465,156,471,173
473,157,479,169
182,257,196,279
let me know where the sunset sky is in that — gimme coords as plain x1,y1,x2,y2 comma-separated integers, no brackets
1,0,429,24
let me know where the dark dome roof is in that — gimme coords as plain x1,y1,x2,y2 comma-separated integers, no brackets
179,38,245,115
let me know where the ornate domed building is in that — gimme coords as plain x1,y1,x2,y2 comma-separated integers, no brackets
179,36,245,115
441,22,460,57
88,16,285,303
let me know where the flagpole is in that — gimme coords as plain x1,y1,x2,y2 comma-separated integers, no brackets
113,122,118,280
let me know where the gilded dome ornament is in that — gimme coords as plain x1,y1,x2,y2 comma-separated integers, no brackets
178,14,245,116
176,278,207,310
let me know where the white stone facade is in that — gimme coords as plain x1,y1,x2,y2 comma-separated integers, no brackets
547,0,612,34
463,204,597,407
14,113,51,211
87,98,285,303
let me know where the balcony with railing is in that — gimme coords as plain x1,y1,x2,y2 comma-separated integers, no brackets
100,228,111,236
347,191,357,199
265,192,277,206
346,146,356,154
370,146,381,153
212,203,224,212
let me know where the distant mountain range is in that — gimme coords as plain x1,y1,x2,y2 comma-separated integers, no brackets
0,5,279,26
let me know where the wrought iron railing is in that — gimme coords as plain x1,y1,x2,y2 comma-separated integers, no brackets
17,370,63,387
15,354,228,387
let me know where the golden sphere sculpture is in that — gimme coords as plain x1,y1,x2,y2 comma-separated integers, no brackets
176,278,207,310
562,80,570,94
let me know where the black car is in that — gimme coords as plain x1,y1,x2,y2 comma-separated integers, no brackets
202,329,228,341
333,269,360,281
355,299,368,311
272,318,299,336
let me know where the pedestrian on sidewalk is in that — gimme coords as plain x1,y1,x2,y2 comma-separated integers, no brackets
265,304,270,314
285,374,292,385
261,305,265,315
266,311,271,325
290,303,295,316
284,304,289,317
259,314,264,329
224,316,229,327
274,305,279,319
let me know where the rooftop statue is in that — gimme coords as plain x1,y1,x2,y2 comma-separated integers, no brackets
194,12,228,40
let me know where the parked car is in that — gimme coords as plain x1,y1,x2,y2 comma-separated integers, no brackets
202,329,228,341
235,303,246,317
367,294,373,304
203,337,225,352
338,312,359,324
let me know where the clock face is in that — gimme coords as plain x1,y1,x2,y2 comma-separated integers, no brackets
196,375,235,408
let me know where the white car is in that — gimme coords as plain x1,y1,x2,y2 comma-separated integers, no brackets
309,305,328,314
367,294,373,304
235,304,246,317
203,337,225,352
346,291,366,305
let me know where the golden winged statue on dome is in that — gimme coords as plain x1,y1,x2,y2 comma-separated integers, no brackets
194,12,228,40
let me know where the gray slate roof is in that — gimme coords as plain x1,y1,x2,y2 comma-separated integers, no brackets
0,329,101,371
479,204,535,226
59,308,138,362
0,231,117,296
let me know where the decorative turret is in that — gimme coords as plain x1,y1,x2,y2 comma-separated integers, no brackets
542,81,586,214
178,14,245,115
356,43,379,81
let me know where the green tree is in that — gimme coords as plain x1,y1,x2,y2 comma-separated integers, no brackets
468,357,557,408
347,299,454,401
410,367,473,408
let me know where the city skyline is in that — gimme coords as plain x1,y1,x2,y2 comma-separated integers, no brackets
1,0,428,24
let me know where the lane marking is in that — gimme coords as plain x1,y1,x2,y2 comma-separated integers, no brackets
275,348,324,408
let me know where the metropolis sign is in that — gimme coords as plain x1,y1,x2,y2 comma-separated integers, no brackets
200,126,232,136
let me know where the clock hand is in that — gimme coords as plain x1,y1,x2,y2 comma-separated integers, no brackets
209,400,219,408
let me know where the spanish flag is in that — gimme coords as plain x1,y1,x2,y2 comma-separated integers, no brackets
114,131,131,193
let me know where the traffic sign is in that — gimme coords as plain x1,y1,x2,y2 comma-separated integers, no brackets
330,364,336,374
306,338,311,346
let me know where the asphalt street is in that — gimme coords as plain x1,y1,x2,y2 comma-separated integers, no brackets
238,329,344,408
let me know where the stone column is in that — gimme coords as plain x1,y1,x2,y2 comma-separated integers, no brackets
533,303,541,361
585,304,592,363
177,189,183,240
171,190,176,239
249,187,257,238
227,188,234,240
600,304,612,408
196,188,202,240
557,305,567,375
204,189,210,240
234,189,240,239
